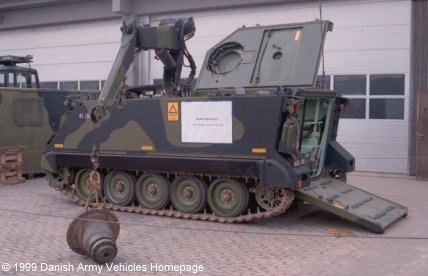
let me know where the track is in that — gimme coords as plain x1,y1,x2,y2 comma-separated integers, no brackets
55,186,294,223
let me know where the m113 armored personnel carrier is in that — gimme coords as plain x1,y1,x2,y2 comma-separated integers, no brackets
42,18,407,233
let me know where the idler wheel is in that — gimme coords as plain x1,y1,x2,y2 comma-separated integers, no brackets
75,169,102,201
104,171,135,206
207,178,249,218
255,186,294,211
67,208,120,264
135,173,170,209
170,176,207,213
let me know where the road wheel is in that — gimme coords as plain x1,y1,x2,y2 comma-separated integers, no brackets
207,178,249,218
104,171,135,206
170,176,207,213
135,174,170,209
75,169,101,201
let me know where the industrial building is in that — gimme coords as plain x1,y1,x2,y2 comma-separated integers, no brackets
0,0,426,175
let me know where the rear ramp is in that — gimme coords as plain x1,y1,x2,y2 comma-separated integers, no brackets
296,177,408,233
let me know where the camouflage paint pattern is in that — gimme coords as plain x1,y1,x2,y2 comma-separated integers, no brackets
41,19,407,231
0,87,98,174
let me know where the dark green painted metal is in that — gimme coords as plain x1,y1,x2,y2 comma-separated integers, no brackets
207,178,249,217
196,21,333,90
42,19,408,230
103,171,135,206
0,55,99,174
135,173,170,209
296,177,408,233
75,169,92,200
170,176,207,213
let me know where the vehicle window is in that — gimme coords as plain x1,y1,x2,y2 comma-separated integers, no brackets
31,73,38,88
17,72,29,88
0,73,5,87
8,72,15,87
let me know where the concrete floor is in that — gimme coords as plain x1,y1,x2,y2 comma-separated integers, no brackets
0,172,426,275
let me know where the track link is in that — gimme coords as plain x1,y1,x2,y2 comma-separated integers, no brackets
56,187,294,223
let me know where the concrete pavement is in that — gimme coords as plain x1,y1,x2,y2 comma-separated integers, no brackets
0,172,426,275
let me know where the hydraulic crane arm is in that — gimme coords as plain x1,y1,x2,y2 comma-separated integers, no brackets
90,17,196,123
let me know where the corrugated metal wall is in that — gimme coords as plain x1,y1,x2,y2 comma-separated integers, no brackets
0,19,121,82
150,0,411,173
0,0,412,173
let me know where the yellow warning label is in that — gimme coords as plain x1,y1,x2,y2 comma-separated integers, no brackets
294,30,302,41
167,102,179,122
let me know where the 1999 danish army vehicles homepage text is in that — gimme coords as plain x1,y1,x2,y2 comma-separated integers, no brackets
42,17,407,233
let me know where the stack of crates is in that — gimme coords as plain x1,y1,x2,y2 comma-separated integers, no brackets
0,146,24,185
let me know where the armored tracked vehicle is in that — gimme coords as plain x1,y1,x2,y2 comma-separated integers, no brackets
42,18,407,233
0,55,98,174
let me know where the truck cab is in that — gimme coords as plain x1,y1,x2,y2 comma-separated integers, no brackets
0,55,40,89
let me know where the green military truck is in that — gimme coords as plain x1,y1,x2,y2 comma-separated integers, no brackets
42,18,407,233
0,55,98,174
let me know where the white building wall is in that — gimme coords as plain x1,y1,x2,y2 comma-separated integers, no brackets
0,19,121,82
0,0,411,173
149,0,411,173
324,0,411,173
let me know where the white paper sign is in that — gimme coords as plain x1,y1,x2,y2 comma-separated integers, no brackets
181,101,232,144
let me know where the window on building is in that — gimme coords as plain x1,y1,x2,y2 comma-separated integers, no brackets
334,75,366,95
335,75,366,119
335,74,405,120
101,80,106,89
341,99,366,119
40,82,58,89
370,74,405,96
369,99,404,119
316,75,330,89
369,74,405,120
60,81,78,90
80,80,100,91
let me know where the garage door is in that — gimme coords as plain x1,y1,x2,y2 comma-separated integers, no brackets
0,19,121,83
148,0,411,173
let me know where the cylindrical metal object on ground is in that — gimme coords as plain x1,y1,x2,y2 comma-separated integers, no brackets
67,208,120,264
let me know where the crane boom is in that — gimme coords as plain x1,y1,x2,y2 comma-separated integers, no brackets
90,17,196,123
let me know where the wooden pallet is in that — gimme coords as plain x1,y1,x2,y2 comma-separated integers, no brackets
0,146,25,185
